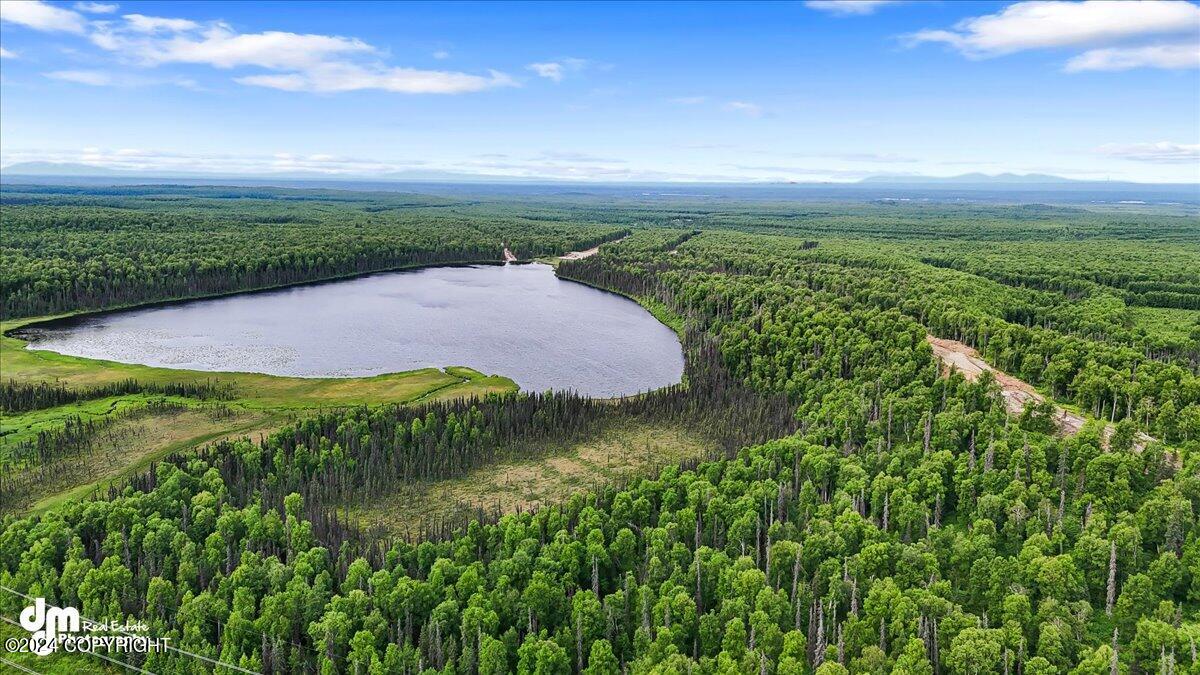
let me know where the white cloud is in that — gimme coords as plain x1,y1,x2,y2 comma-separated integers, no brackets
724,101,763,117
907,1,1200,71
1066,42,1200,71
91,24,374,69
1096,141,1200,163
121,13,200,33
74,2,118,14
0,0,87,34
805,1,897,16
0,46,17,59
4,147,432,175
908,1,1200,55
527,62,564,82
75,17,514,94
5,5,514,96
526,57,588,82
236,62,514,94
432,50,450,60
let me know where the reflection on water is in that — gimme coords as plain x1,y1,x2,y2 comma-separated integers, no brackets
22,263,684,398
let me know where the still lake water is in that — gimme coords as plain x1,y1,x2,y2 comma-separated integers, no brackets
21,263,684,398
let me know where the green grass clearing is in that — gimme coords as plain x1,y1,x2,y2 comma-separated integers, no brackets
1,316,518,516
5,405,282,515
3,319,516,409
347,422,716,532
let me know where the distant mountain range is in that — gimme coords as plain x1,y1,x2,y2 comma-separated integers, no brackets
859,172,1082,184
1,162,1195,193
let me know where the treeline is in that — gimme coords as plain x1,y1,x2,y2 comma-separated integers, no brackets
0,377,232,413
0,187,626,318
919,241,1200,310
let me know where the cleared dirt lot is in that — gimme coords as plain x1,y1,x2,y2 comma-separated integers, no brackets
927,335,1087,434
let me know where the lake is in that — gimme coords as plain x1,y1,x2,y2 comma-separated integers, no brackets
19,263,685,398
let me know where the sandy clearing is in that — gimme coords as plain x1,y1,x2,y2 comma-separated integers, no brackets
926,336,1162,455
559,236,629,261
926,335,1088,434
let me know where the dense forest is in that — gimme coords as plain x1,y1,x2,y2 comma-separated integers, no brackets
0,185,1197,674
0,186,627,318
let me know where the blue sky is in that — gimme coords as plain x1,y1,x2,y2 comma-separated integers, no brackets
1,0,1198,182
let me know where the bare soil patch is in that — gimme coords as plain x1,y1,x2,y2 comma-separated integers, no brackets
559,236,630,261
926,336,1087,433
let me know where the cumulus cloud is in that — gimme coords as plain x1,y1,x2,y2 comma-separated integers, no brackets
805,1,898,16
1096,142,1200,163
8,4,513,95
0,0,87,34
526,57,588,82
907,1,1200,72
908,1,1199,55
0,46,17,59
74,2,118,14
89,22,375,69
724,101,763,117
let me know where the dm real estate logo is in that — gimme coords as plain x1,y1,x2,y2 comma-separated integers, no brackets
8,597,171,657
19,597,80,656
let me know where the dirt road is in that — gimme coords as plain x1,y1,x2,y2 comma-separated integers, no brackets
926,336,1088,435
559,236,629,261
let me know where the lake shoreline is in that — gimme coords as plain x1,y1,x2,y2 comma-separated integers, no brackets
15,263,684,398
5,258,508,337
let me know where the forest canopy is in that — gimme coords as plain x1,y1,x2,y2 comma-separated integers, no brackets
0,184,1197,674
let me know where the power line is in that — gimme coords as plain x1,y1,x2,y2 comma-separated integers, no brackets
89,649,158,675
0,585,257,675
0,654,42,675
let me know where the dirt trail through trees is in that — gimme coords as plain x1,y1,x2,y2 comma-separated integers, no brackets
559,235,630,260
926,336,1088,435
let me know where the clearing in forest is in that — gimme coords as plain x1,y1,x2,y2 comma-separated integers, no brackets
8,406,284,515
559,235,630,260
926,336,1087,435
347,422,716,532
